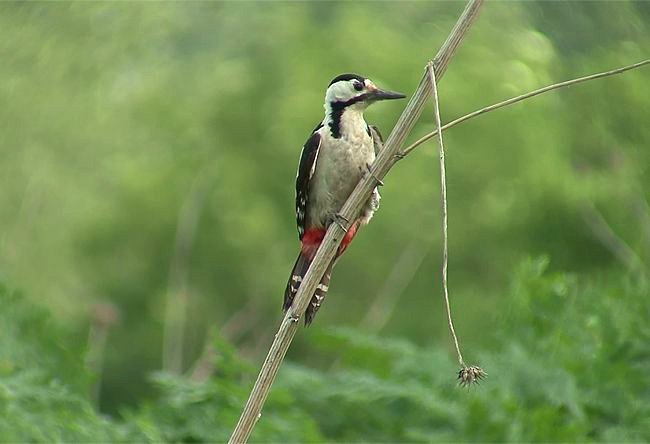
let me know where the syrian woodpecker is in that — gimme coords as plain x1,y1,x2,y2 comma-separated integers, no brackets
283,73,405,325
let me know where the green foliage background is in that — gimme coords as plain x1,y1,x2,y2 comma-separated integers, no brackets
0,1,649,441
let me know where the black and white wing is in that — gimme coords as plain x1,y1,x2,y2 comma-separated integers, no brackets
295,123,323,239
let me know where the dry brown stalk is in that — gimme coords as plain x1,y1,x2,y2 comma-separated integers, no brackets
427,62,464,367
228,1,484,442
428,62,486,386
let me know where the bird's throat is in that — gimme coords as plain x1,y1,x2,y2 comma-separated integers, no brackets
326,105,366,140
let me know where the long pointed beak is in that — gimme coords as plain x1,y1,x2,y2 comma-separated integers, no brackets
370,88,406,101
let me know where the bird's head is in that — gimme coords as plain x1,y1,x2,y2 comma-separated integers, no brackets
324,73,405,112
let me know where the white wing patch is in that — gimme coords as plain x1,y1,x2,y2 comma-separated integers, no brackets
295,127,322,239
295,145,321,180
309,145,320,180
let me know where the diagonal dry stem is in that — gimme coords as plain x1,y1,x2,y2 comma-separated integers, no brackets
228,1,484,442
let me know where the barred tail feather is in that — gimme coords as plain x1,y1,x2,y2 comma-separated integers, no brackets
304,259,334,326
283,224,358,325
283,251,335,326
283,252,311,313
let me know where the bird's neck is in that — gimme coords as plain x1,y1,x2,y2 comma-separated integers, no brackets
324,102,366,139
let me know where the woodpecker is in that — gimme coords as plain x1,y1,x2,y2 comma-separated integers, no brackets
283,73,405,325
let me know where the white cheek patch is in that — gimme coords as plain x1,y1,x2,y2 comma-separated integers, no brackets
325,81,356,102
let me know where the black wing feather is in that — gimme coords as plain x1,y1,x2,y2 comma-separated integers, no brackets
295,123,323,239
368,124,384,154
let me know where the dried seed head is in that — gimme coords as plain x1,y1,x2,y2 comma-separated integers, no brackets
457,365,486,387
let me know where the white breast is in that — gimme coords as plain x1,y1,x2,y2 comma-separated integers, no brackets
307,109,375,228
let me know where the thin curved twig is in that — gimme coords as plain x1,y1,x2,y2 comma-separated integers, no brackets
400,59,650,158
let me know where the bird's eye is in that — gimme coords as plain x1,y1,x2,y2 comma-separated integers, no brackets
353,81,364,91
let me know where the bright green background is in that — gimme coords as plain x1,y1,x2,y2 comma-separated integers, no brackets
1,1,649,441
